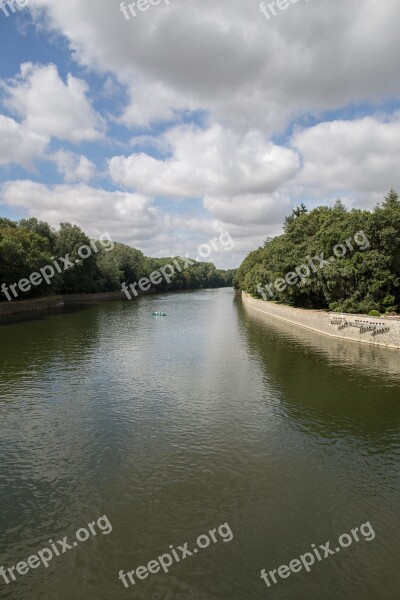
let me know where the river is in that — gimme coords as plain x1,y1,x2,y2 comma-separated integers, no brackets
0,288,399,600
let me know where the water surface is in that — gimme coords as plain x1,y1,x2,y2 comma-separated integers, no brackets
0,289,399,599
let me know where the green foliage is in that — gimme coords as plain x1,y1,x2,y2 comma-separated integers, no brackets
283,203,308,231
236,191,400,315
0,218,235,300
19,218,57,249
0,222,55,297
368,310,381,317
54,223,99,293
95,243,147,292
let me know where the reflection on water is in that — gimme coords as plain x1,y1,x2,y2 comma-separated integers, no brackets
240,297,400,442
0,289,399,600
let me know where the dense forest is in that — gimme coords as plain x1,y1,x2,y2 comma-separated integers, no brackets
235,190,400,315
0,218,235,301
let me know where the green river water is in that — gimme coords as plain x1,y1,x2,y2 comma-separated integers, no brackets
0,288,399,600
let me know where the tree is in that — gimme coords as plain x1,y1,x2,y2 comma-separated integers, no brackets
19,218,57,250
54,223,99,293
382,188,399,209
235,191,400,314
1,218,236,301
283,203,308,230
0,222,55,299
333,199,347,211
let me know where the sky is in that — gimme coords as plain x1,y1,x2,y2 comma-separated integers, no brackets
0,0,399,269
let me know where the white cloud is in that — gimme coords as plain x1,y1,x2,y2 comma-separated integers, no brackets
0,63,104,171
25,0,400,131
0,180,156,241
120,80,193,128
290,116,400,206
109,124,299,225
107,123,299,239
203,192,291,227
0,114,48,169
1,0,400,266
0,179,243,267
51,150,96,182
3,63,104,143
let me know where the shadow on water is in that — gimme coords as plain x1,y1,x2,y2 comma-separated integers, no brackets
235,294,400,444
0,303,105,399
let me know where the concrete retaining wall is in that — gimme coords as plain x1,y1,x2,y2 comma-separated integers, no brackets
0,291,129,316
0,296,64,316
0,289,160,317
242,292,400,350
62,292,128,303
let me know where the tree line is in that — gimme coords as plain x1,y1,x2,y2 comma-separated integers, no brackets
234,190,400,315
0,218,235,301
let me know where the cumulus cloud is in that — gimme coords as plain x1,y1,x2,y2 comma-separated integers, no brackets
0,63,104,170
107,123,299,239
203,192,292,226
0,179,241,266
290,116,400,206
25,0,400,131
119,80,194,128
2,63,104,143
1,0,399,265
0,115,48,169
109,124,299,224
0,180,156,241
51,150,97,182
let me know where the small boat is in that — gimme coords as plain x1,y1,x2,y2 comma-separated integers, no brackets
152,311,167,316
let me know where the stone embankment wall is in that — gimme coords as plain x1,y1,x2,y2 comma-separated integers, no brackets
242,292,400,350
62,292,128,303
0,296,65,316
0,291,133,317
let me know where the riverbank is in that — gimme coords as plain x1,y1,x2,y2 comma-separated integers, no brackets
242,292,400,350
0,287,220,317
0,291,136,317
